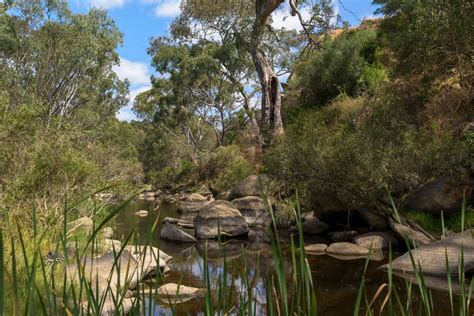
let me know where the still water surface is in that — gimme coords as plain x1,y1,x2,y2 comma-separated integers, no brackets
114,199,468,315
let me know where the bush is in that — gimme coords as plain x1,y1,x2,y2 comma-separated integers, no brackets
264,95,472,213
200,145,255,193
289,29,387,108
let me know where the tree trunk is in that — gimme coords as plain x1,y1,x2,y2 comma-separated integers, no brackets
251,0,285,142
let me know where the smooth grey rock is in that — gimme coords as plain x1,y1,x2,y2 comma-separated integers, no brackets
383,230,474,276
160,222,196,243
228,175,269,200
163,217,180,224
194,200,249,239
353,231,399,249
352,235,384,250
326,242,370,256
389,218,432,247
187,193,208,202
231,196,272,227
304,244,328,255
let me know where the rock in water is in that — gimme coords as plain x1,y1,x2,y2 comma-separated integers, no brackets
231,196,272,227
228,175,269,200
135,210,149,217
194,200,249,239
326,242,370,256
157,283,201,303
388,218,432,247
352,235,384,250
353,231,399,249
383,230,474,276
304,244,328,255
160,222,196,243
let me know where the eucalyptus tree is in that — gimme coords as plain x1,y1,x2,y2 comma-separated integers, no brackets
179,0,340,143
0,0,127,125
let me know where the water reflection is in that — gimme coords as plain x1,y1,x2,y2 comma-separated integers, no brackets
114,199,472,315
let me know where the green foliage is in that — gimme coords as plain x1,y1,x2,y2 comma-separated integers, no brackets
375,0,473,84
290,30,387,107
264,95,472,212
200,145,255,193
403,208,474,236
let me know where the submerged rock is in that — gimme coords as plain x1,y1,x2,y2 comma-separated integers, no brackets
194,200,249,239
160,222,196,243
231,196,272,227
228,175,269,200
382,230,474,276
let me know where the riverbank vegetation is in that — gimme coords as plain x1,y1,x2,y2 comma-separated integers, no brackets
0,0,473,314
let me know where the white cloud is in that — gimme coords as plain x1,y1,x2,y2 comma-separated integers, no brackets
116,86,151,121
154,0,181,17
113,57,151,87
89,0,126,9
271,3,312,31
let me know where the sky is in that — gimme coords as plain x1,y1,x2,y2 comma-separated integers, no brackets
68,0,381,122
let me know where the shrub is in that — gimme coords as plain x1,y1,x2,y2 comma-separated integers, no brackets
200,145,255,193
289,29,387,108
264,95,472,213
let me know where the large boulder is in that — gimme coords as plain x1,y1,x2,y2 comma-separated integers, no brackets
231,196,272,227
228,175,269,200
407,167,473,215
160,222,196,243
194,200,249,239
389,218,432,247
383,230,474,276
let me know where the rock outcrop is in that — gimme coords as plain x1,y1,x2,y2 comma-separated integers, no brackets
228,175,269,200
383,230,474,276
160,222,196,243
194,200,249,239
231,196,272,227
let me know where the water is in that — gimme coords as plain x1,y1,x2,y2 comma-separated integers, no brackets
114,199,469,315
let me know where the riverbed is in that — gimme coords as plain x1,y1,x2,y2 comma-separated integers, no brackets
113,199,469,315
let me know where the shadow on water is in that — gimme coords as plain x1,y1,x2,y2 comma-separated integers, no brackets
114,199,472,315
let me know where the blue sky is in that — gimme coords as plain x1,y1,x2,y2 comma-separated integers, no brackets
68,0,380,121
